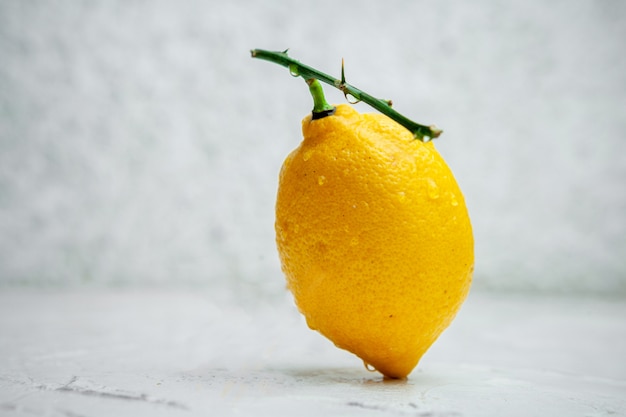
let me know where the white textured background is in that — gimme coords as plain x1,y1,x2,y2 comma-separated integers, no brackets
1,0,625,297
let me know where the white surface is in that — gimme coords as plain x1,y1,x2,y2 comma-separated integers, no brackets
1,1,625,295
1,289,625,416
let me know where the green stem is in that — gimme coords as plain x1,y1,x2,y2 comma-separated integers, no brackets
250,48,442,141
306,78,335,116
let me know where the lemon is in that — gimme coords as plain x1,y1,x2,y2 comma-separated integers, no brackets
275,104,474,379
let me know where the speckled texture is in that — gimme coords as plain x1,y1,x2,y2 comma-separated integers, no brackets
0,290,624,416
0,1,625,296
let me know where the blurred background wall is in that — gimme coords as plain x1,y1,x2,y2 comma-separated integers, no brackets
1,0,624,297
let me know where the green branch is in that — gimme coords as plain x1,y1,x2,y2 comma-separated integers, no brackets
250,48,442,141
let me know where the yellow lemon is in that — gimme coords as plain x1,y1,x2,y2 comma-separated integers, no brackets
275,103,474,379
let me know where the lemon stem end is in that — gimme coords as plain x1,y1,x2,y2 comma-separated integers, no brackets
306,78,336,119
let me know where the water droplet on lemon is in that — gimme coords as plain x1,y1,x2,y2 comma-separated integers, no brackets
363,361,377,372
426,178,439,199
318,175,326,185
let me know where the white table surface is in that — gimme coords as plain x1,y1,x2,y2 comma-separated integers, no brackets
1,289,625,417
